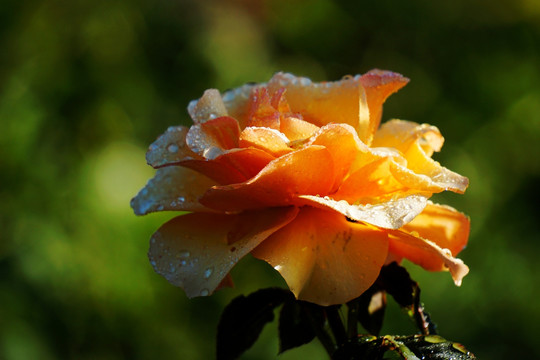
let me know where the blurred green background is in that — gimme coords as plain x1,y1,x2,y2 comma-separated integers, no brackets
2,0,540,358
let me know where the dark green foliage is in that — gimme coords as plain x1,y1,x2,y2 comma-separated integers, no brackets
333,335,476,360
278,300,319,353
216,288,294,360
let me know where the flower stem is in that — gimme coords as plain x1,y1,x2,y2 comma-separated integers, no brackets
326,306,347,347
347,301,359,339
304,307,336,356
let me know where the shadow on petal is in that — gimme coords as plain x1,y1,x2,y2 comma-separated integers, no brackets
149,207,299,298
252,207,389,306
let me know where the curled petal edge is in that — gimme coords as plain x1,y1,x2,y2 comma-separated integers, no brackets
388,230,470,286
298,194,428,230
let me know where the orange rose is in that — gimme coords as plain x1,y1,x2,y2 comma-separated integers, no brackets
131,70,470,306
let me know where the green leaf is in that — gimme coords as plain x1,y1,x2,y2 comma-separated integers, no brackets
388,335,477,360
278,300,319,353
378,262,437,335
216,288,294,360
333,335,476,360
353,288,387,336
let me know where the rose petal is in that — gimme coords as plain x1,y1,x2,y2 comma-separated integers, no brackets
374,120,469,193
239,127,292,157
279,116,320,142
221,83,261,129
180,159,247,185
146,126,201,168
131,166,217,215
149,207,299,298
214,147,276,180
186,116,241,160
373,119,443,155
388,229,469,286
307,123,369,191
200,145,335,211
401,202,470,257
187,89,228,123
245,87,281,130
267,73,368,137
389,160,469,194
252,207,389,305
298,194,428,230
333,157,411,203
359,70,410,139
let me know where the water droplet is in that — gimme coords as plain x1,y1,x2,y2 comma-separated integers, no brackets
200,288,209,296
157,205,164,211
167,144,179,153
176,250,190,258
204,267,214,279
177,196,185,202
442,248,453,257
141,188,148,196
150,260,157,266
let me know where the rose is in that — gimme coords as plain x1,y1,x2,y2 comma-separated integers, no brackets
131,70,470,306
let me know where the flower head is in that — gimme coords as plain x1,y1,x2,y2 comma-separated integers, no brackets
131,70,470,306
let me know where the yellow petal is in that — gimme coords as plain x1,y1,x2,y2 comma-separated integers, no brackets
239,127,292,157
252,207,389,305
200,145,335,211
374,120,469,193
131,166,217,215
149,207,299,298
401,202,470,257
298,194,428,229
279,116,320,142
307,123,368,191
267,73,367,138
333,156,411,203
359,70,410,140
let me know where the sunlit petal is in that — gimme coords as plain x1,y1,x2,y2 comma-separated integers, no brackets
307,123,368,191
279,116,320,142
401,202,470,257
239,126,292,156
298,194,428,229
374,119,469,193
359,70,410,140
200,145,335,211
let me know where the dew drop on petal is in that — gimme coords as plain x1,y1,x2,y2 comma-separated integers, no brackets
200,288,209,296
176,250,190,258
442,248,453,257
167,144,179,153
204,267,214,279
